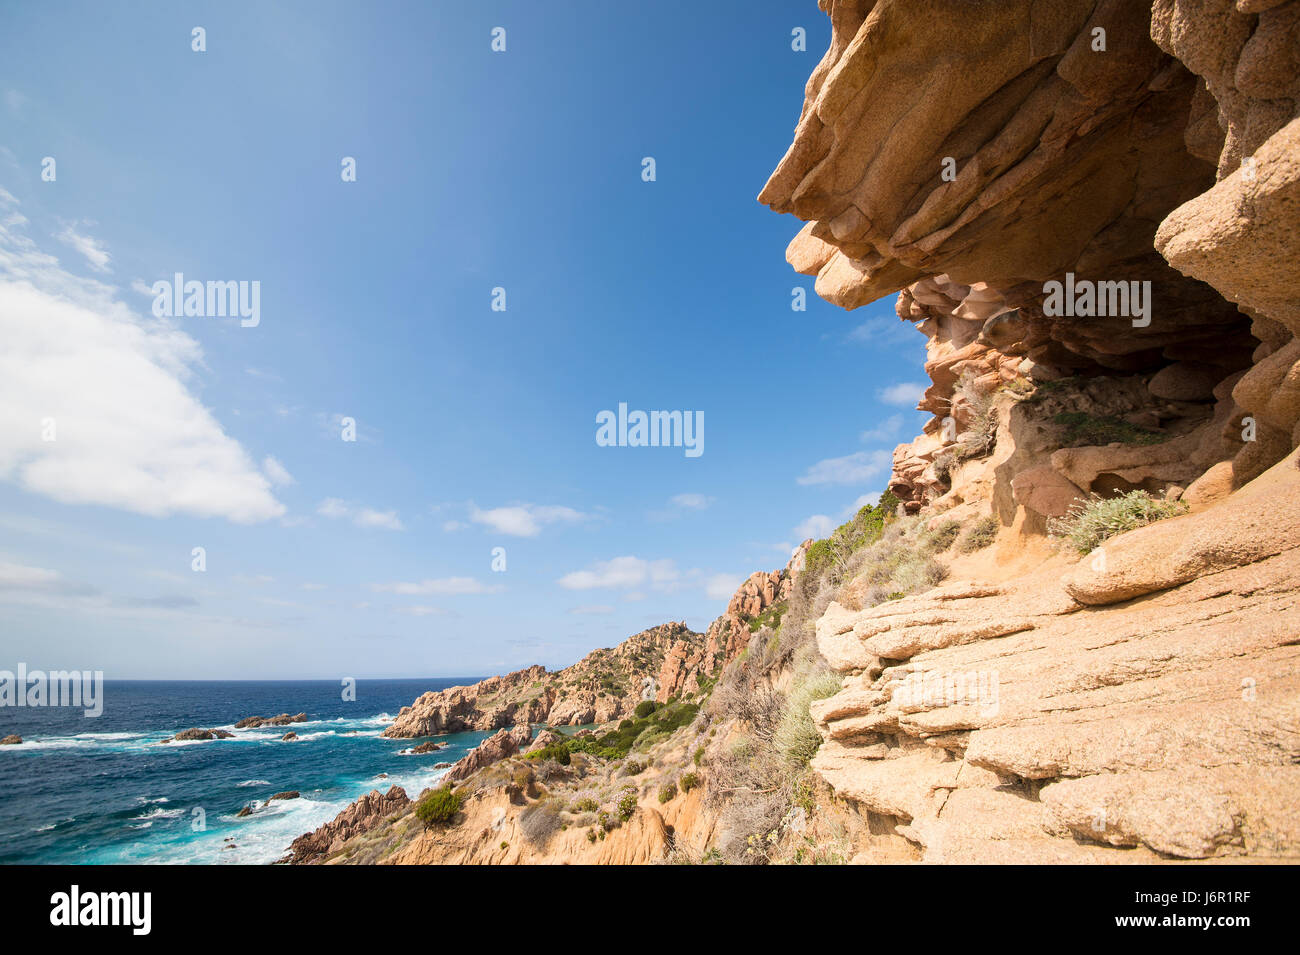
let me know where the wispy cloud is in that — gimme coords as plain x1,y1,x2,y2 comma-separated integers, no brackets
55,220,112,273
859,414,903,443
262,456,294,487
878,382,927,408
558,556,680,592
567,604,614,615
796,449,892,486
468,502,590,537
704,573,741,601
648,492,715,521
316,498,404,530
793,514,835,539
372,577,503,596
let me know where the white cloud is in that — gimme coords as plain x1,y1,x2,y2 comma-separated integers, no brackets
442,520,467,532
879,382,927,408
316,498,403,530
372,576,503,596
670,493,712,510
794,514,836,540
130,278,154,297
704,573,741,601
469,503,588,537
847,492,881,513
0,560,95,595
396,605,449,617
558,556,679,591
317,497,350,519
649,492,715,521
262,455,294,487
55,220,111,273
301,583,326,591
796,449,892,486
354,508,404,531
568,604,614,615
859,414,903,443
846,315,919,348
0,198,283,524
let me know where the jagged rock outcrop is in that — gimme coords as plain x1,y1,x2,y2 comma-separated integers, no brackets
446,724,532,782
281,786,411,865
656,541,811,702
0,734,20,745
762,0,1300,512
234,712,307,729
384,624,703,739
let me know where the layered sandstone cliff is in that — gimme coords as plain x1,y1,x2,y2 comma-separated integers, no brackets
761,0,1300,862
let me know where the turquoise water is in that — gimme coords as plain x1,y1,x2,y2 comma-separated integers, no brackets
0,679,485,864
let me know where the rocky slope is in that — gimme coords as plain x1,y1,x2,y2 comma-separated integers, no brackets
758,0,1300,863
383,545,810,739
381,622,699,737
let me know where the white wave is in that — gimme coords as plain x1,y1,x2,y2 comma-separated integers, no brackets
236,779,270,788
134,806,185,821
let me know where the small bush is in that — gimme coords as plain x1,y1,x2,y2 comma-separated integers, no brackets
525,741,572,765
414,786,462,828
519,801,562,848
1048,491,1188,553
1053,412,1164,447
773,666,842,766
634,700,659,719
680,772,700,793
573,796,599,813
658,782,678,804
624,759,646,776
924,520,961,551
693,747,705,767
958,514,999,553
617,790,638,821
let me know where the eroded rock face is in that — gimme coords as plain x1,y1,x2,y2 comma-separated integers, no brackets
446,724,532,783
763,0,1300,511
809,451,1300,862
282,786,411,865
764,0,1300,864
384,623,706,739
656,541,811,702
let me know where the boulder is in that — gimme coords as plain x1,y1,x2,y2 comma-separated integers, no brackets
0,734,20,745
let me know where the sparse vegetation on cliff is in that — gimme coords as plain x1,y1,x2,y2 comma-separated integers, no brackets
414,786,462,828
1048,491,1189,553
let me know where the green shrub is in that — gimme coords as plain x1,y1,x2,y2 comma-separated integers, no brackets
680,772,700,793
414,786,462,828
624,759,646,776
774,667,842,766
1048,491,1188,553
1053,412,1164,447
525,741,572,765
693,747,705,767
925,520,961,551
617,790,638,821
958,514,999,553
634,700,659,719
573,796,599,813
658,782,678,803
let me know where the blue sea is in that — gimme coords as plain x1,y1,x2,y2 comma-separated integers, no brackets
0,679,487,864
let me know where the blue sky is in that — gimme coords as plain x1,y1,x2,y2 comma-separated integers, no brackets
0,1,928,679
